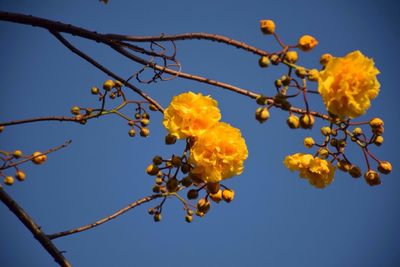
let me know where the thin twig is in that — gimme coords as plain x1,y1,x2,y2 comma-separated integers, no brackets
0,188,73,267
0,116,81,127
48,194,163,240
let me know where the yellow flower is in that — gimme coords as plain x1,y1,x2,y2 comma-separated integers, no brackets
163,92,221,139
284,153,335,188
298,35,318,51
318,50,380,118
189,122,248,183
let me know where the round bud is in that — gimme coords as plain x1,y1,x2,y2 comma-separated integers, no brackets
195,210,205,217
171,156,182,167
374,135,384,146
330,129,338,136
260,19,276,34
337,160,350,172
256,95,269,105
128,129,136,137
197,198,211,213
13,150,23,159
109,92,116,99
377,161,392,175
255,107,270,123
287,115,300,129
295,68,307,79
318,148,329,159
274,79,283,88
31,152,46,165
281,75,291,86
319,53,333,66
103,80,115,91
4,176,14,186
152,185,161,193
149,104,158,111
15,170,26,181
142,113,150,119
364,170,381,186
165,134,177,145
152,156,163,165
320,126,331,136
146,164,159,176
187,209,194,216
187,189,199,200
134,113,141,119
181,164,191,174
180,176,193,187
349,165,362,178
166,177,179,192
206,182,220,194
222,189,235,203
330,138,338,147
140,118,150,126
300,114,315,129
210,189,223,203
284,51,298,63
0,126,4,133
369,118,384,128
352,127,363,136
70,106,80,115
153,213,162,222
91,87,99,95
140,127,150,137
185,214,193,223
258,56,271,68
298,35,318,51
270,55,280,65
114,80,123,88
303,137,315,148
155,177,163,185
307,69,319,81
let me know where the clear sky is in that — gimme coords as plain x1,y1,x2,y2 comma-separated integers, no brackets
0,1,399,266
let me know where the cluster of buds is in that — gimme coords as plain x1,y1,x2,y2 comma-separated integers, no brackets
145,136,236,223
0,148,47,187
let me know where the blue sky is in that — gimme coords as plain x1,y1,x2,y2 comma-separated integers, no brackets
0,1,399,266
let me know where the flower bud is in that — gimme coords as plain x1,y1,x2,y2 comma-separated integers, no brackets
153,213,162,222
337,160,350,172
287,115,300,129
195,210,205,217
165,134,177,145
4,176,14,185
171,156,182,167
256,95,269,105
210,189,223,203
270,55,280,65
140,127,149,137
374,135,384,146
318,148,329,159
140,119,150,126
15,170,26,181
185,214,193,223
91,87,99,95
146,164,159,176
369,118,384,128
197,198,211,213
298,35,318,51
352,127,363,136
284,51,298,63
166,177,179,192
128,129,136,137
152,156,163,165
260,19,275,34
295,68,307,79
303,137,315,148
364,170,381,186
320,126,331,136
0,126,4,133
152,185,161,193
31,152,47,165
149,104,158,111
114,80,123,88
258,56,271,68
70,106,80,115
181,164,191,174
13,150,23,159
187,189,199,199
377,161,392,175
222,189,235,203
319,53,333,66
255,107,270,123
349,165,362,178
180,176,193,187
300,114,315,129
103,80,115,91
206,182,220,194
155,177,163,185
274,79,282,88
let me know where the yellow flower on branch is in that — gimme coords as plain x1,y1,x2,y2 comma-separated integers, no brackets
163,91,221,139
189,122,248,183
318,50,380,118
284,153,335,188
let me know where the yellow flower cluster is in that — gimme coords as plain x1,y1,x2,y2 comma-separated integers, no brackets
284,153,335,188
318,50,380,118
163,91,221,139
163,92,248,183
189,122,248,183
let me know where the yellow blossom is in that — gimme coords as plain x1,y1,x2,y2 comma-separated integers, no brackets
318,50,380,118
284,153,335,188
163,92,221,139
189,122,248,183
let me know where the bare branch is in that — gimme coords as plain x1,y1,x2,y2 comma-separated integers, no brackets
0,116,81,127
48,194,163,240
0,188,73,267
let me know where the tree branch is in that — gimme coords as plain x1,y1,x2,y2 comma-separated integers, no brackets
0,187,73,267
0,116,81,127
48,193,163,240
